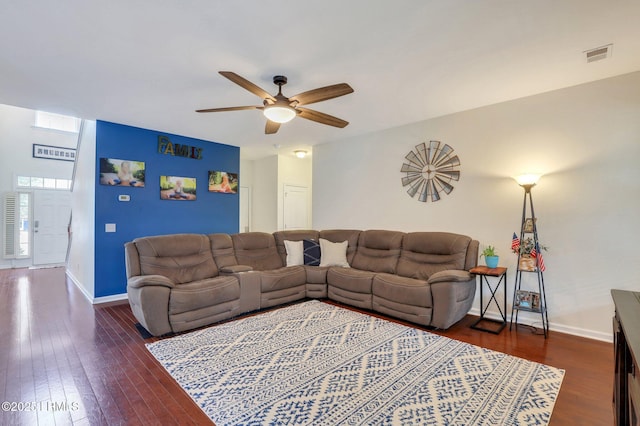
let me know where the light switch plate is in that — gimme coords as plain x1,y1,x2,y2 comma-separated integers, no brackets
105,223,116,233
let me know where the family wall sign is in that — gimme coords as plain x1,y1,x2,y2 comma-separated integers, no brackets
157,135,203,160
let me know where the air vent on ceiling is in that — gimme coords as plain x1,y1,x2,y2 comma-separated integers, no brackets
585,44,612,63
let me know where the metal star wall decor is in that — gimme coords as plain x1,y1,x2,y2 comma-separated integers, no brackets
400,140,460,202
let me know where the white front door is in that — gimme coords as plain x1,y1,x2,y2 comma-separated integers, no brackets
33,190,71,265
283,185,309,230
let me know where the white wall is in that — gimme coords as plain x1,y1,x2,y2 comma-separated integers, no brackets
245,154,313,233
0,104,76,268
313,71,640,341
240,158,254,232
66,120,96,299
251,155,279,232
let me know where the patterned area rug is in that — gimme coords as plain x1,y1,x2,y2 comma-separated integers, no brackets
147,301,564,425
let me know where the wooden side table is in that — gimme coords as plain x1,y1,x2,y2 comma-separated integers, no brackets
469,266,508,334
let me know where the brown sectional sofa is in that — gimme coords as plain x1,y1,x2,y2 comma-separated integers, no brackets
125,229,479,336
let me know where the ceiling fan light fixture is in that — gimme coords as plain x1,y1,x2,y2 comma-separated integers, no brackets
263,105,296,123
199,72,353,134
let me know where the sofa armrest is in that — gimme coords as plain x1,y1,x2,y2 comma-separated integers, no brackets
427,269,472,284
127,274,176,289
429,274,476,329
127,279,172,336
220,265,254,273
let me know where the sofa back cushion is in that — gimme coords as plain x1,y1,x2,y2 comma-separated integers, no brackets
208,233,238,269
351,230,404,273
464,239,480,271
396,232,472,280
231,232,284,270
318,229,361,264
133,233,218,284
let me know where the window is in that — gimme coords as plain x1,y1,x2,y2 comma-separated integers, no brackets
30,177,44,188
16,175,72,191
56,179,71,190
43,178,56,189
18,193,30,257
34,111,80,133
2,192,30,258
16,176,31,187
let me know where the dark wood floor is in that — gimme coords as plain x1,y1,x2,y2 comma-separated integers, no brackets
0,267,613,425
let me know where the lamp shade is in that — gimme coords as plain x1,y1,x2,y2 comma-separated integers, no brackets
515,174,541,187
263,105,296,123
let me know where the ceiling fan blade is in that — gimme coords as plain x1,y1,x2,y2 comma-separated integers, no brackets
196,106,262,113
289,83,354,106
265,120,281,134
219,71,276,102
297,107,349,128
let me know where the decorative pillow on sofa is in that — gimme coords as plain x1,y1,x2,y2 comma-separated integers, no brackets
319,238,350,268
303,239,321,266
284,240,304,266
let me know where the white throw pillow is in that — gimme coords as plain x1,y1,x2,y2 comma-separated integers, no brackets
284,240,304,266
319,238,350,268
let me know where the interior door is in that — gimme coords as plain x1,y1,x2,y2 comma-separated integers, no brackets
283,185,309,230
33,190,71,265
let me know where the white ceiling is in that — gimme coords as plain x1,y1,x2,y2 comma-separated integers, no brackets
1,1,639,160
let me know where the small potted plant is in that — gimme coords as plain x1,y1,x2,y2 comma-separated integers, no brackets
480,245,499,268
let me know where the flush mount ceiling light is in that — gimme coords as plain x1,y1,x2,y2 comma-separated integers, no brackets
294,150,307,158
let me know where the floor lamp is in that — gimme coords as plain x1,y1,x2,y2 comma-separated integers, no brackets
510,174,549,338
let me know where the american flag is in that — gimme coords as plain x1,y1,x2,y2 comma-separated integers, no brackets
535,242,546,271
511,232,520,252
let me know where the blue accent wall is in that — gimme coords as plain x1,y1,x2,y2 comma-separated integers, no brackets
94,121,239,297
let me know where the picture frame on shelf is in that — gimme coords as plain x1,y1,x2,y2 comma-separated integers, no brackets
523,218,536,233
531,292,540,310
518,255,537,272
514,290,540,310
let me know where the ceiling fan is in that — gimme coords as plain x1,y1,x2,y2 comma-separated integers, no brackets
196,71,354,134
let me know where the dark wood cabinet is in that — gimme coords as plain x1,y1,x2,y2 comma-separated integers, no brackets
612,289,640,426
